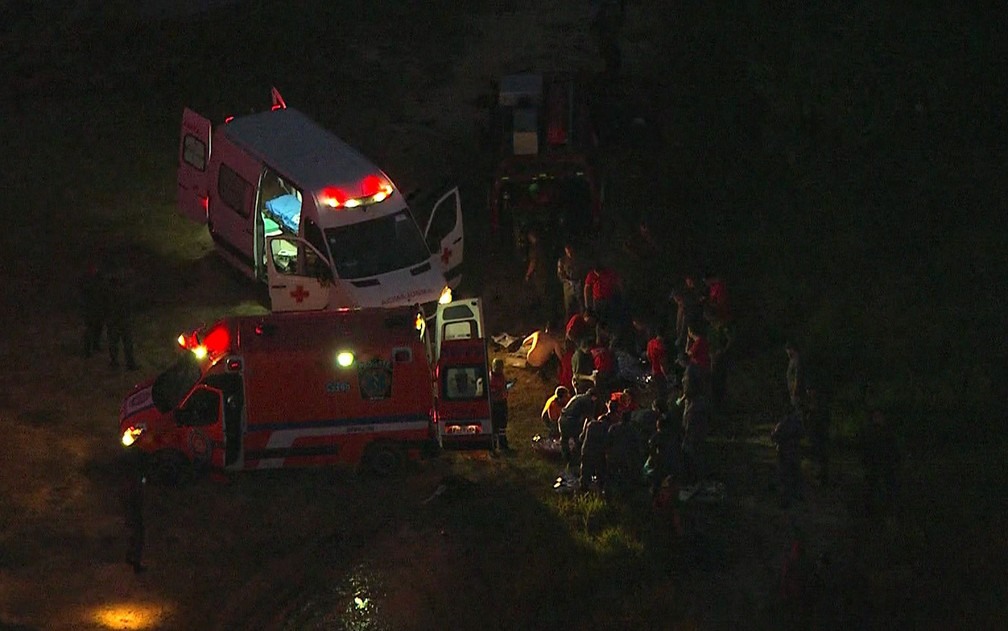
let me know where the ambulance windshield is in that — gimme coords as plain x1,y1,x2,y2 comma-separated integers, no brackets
324,210,430,279
151,352,202,413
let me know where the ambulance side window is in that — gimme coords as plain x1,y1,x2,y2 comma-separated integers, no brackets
304,220,332,280
219,164,253,218
177,386,221,427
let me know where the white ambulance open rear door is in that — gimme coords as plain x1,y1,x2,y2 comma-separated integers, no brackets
424,187,464,287
432,298,484,365
265,235,341,312
178,108,212,224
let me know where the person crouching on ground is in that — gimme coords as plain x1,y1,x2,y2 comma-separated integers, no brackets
541,385,571,439
558,386,598,470
521,321,564,381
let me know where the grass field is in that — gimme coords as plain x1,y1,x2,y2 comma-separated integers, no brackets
1,1,1005,629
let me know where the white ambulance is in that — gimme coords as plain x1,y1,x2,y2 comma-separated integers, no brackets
177,89,463,313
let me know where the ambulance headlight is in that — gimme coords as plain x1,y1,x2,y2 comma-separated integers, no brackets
121,426,144,447
438,286,453,305
336,351,355,368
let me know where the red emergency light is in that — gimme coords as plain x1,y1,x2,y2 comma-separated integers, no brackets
202,325,231,355
319,175,393,209
319,186,350,208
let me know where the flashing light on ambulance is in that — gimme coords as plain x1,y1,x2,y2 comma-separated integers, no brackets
318,175,393,209
176,324,231,360
177,92,465,314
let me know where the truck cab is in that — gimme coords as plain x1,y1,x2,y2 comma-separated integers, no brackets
177,89,463,314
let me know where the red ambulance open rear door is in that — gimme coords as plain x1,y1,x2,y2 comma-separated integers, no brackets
435,337,493,449
178,108,212,224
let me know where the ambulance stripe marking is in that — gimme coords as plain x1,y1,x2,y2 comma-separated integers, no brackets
248,413,429,433
246,415,430,469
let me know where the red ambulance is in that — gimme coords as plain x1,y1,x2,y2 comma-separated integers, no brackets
177,89,463,314
118,301,491,481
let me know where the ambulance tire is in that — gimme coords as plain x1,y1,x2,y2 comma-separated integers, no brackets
364,443,403,477
149,449,193,486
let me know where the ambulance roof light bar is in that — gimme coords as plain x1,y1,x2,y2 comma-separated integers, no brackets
319,175,393,209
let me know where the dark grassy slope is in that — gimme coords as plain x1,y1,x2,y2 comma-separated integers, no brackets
618,3,1004,427
2,2,1005,628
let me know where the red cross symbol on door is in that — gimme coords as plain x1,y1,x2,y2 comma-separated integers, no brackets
290,285,310,303
440,246,452,266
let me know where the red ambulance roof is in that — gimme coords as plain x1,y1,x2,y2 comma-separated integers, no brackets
235,307,421,353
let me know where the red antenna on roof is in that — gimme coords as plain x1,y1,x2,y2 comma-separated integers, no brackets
271,86,287,111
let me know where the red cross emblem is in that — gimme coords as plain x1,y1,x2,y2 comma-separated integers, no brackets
440,246,452,266
290,285,310,303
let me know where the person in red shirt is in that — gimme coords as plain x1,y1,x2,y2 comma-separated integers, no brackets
686,323,710,372
704,272,730,324
646,331,669,398
565,310,596,346
583,265,622,326
646,332,667,378
558,340,575,390
609,388,637,415
590,343,616,398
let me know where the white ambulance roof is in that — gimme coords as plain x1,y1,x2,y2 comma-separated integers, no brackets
222,108,386,192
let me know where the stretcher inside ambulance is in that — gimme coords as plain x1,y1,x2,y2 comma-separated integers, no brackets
119,302,493,481
177,89,463,314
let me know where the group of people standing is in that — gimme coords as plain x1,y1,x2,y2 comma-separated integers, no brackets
518,221,738,506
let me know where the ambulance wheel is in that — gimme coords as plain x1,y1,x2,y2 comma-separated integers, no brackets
149,450,192,486
365,443,403,477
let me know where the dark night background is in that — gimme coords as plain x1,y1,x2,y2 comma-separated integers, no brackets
1,1,1006,629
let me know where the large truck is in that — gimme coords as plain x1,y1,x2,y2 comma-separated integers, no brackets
118,300,491,481
177,89,463,314
485,73,603,255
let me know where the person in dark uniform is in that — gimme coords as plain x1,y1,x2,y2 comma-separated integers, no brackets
80,261,107,357
772,410,805,508
120,447,148,573
489,358,511,453
578,405,610,492
106,268,138,370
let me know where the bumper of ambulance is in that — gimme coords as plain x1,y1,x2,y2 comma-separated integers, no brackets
439,424,493,450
